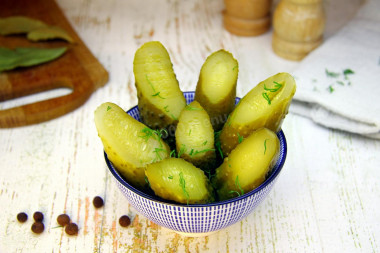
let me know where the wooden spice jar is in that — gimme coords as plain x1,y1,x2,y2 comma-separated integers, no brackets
223,0,272,36
272,0,325,61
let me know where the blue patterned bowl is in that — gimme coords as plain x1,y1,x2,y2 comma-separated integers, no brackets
105,91,287,236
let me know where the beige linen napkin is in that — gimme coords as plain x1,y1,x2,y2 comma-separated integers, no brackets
290,0,380,139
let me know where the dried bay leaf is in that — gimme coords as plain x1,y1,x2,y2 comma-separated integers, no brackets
0,47,67,72
0,16,47,35
27,26,74,43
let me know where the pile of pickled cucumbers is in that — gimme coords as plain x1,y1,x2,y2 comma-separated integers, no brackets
95,41,296,204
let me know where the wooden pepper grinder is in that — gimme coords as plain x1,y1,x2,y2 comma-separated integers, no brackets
223,0,272,36
272,0,325,61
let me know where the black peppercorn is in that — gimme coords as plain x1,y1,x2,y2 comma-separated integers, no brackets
57,214,70,226
119,215,131,227
93,196,104,208
17,212,28,223
31,222,44,234
65,223,79,235
33,211,44,222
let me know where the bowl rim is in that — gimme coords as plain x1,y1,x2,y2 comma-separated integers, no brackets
105,91,287,208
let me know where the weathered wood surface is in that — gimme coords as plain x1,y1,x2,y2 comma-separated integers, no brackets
1,0,378,252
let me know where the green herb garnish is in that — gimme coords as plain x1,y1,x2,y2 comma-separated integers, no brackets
264,139,268,154
229,175,244,197
153,148,166,162
264,81,282,92
106,106,112,111
325,69,340,78
328,85,334,93
214,130,224,159
152,91,165,99
170,149,176,157
232,65,238,71
178,144,187,158
262,92,271,105
163,105,170,112
185,105,202,111
168,175,173,180
237,133,244,144
343,69,354,77
146,74,165,99
192,148,215,156
179,172,189,205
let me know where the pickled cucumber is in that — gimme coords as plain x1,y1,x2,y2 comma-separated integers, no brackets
133,41,187,130
220,72,296,156
145,158,213,204
194,49,238,131
175,101,216,171
213,128,279,201
94,102,170,190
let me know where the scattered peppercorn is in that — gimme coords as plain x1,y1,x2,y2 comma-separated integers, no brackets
119,215,131,227
31,222,44,234
33,211,44,222
17,212,28,223
93,196,104,208
65,223,79,236
57,214,70,226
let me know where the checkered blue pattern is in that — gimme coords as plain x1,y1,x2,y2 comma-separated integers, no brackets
107,91,287,234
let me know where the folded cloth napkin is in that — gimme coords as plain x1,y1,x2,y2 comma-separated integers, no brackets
289,0,380,139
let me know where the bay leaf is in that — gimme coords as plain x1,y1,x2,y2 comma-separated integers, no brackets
27,26,74,43
0,47,67,72
0,16,47,35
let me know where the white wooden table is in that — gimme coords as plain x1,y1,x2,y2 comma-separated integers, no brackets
1,0,378,252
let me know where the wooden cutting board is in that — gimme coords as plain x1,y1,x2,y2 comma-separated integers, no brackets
0,0,109,128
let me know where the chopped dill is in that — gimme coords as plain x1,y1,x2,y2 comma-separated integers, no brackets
237,133,244,144
153,148,166,162
264,139,268,154
262,92,271,105
152,91,165,99
168,175,173,180
178,144,187,158
185,105,202,111
179,172,189,205
232,65,238,71
325,69,340,78
170,149,176,157
328,85,334,93
202,140,208,146
106,105,112,111
192,148,215,156
214,130,223,159
264,81,282,92
163,105,170,112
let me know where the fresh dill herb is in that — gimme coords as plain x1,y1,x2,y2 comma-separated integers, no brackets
325,69,340,78
153,148,166,162
237,133,244,144
170,149,176,157
139,127,155,141
146,74,165,98
262,92,271,105
343,69,354,77
168,175,173,180
336,81,345,86
179,172,189,205
235,175,244,196
106,105,112,111
178,144,187,158
232,65,238,71
264,81,282,92
328,85,334,93
185,105,202,111
264,139,268,154
144,176,151,187
202,140,208,146
152,91,165,99
163,105,170,112
214,130,223,159
170,114,178,121
189,148,194,156
192,148,215,156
